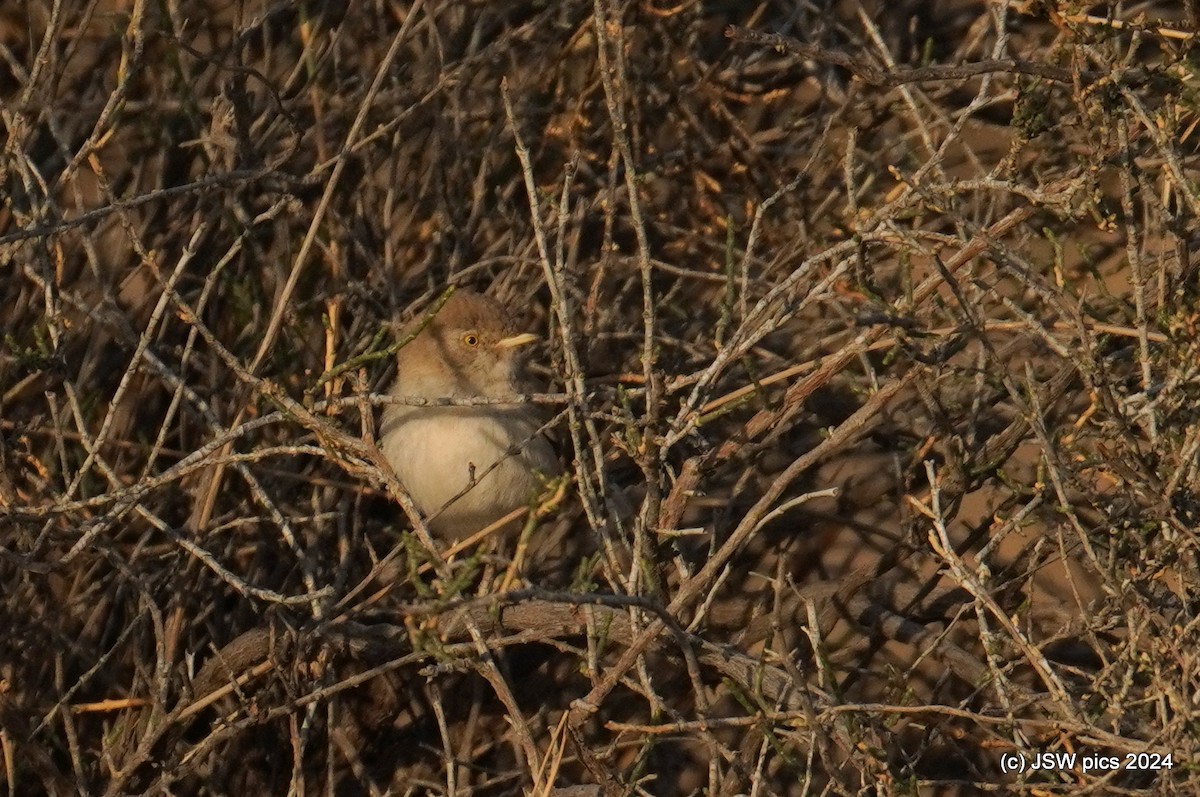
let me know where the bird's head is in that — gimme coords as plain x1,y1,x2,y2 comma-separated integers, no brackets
395,290,540,400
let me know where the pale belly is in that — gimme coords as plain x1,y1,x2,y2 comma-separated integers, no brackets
380,406,559,539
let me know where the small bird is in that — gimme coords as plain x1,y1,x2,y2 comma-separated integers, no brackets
380,290,560,541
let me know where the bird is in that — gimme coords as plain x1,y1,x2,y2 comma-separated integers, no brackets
379,290,561,542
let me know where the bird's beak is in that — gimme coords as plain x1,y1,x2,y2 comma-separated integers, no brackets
495,332,539,349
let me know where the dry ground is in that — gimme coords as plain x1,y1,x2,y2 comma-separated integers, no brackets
2,1,1199,795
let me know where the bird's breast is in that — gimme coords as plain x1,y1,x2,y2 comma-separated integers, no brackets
379,405,558,538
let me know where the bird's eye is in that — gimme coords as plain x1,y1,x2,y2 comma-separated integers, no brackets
462,333,480,347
